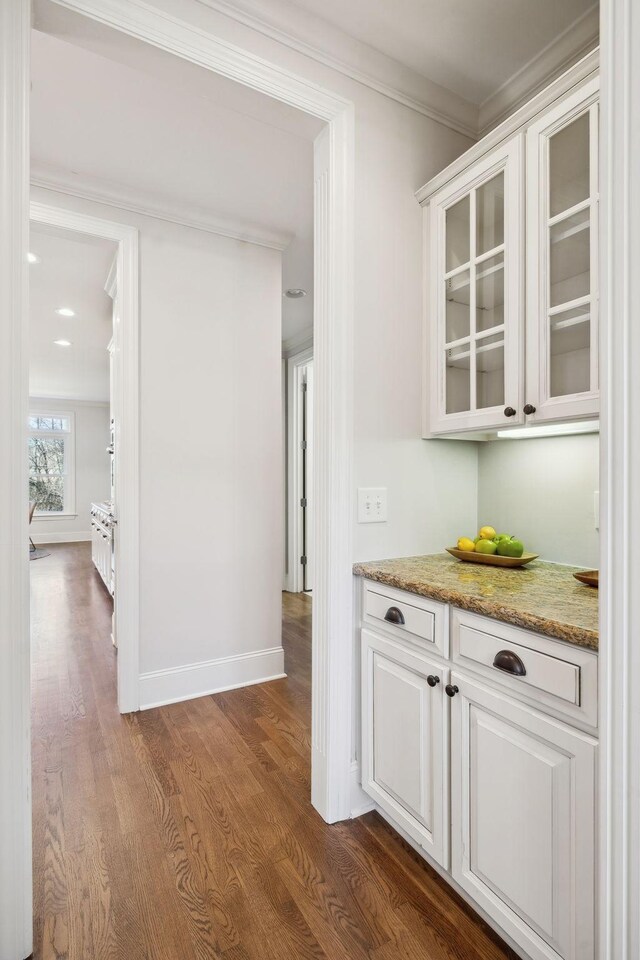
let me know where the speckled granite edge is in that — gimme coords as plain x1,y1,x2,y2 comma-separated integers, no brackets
353,557,598,651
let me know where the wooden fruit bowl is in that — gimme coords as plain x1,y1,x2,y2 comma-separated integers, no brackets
446,547,539,568
573,570,599,588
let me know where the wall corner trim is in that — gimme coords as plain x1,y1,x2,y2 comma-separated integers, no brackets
138,646,286,710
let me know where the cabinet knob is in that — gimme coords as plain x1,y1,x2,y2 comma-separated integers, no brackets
493,649,527,676
445,684,459,698
427,675,440,688
384,606,405,626
503,406,517,418
523,403,537,415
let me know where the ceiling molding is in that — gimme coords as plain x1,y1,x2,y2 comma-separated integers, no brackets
416,49,599,206
30,163,293,251
29,395,110,407
282,325,313,356
478,4,599,135
193,0,479,138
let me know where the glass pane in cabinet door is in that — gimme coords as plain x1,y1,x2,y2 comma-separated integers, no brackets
549,305,591,397
445,195,470,271
476,173,504,256
476,333,505,409
446,269,470,342
549,207,590,307
476,253,504,333
549,113,590,217
445,344,471,414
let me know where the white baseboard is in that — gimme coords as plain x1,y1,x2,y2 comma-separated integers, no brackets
32,531,91,544
350,760,376,818
139,645,286,710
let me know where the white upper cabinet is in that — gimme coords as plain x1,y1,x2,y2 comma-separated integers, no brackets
428,138,524,434
420,65,599,437
526,79,599,423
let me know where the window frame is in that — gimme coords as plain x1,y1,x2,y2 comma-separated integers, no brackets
28,410,76,518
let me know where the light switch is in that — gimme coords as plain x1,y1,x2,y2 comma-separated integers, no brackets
358,488,388,523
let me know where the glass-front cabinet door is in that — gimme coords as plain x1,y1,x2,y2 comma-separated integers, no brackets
526,79,599,422
428,137,523,434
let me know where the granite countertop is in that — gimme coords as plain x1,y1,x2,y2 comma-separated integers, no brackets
353,554,598,651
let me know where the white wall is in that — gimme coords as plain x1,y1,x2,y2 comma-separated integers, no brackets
477,434,600,568
136,216,283,687
29,397,110,542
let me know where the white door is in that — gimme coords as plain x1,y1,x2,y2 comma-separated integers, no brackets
302,361,313,591
428,135,524,435
361,628,449,866
450,671,596,960
525,79,599,423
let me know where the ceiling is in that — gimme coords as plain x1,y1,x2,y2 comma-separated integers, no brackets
31,10,321,344
29,224,116,402
212,0,598,107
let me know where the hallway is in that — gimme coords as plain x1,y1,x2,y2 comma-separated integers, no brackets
31,543,516,959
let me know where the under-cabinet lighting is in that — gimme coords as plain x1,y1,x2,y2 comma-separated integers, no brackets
55,307,75,317
284,288,307,299
27,252,41,264
496,420,599,440
53,339,72,347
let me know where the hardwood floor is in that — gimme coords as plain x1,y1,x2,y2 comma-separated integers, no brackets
31,542,517,960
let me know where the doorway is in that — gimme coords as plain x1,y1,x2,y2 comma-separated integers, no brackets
30,202,141,714
286,346,314,594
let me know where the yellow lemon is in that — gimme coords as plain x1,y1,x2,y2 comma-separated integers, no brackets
478,525,496,541
457,537,476,552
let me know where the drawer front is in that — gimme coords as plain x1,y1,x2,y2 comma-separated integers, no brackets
363,580,448,657
452,609,598,729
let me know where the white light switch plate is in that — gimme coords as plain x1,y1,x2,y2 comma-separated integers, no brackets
357,487,388,523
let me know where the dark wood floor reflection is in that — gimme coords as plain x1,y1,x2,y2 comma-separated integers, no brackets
31,542,516,959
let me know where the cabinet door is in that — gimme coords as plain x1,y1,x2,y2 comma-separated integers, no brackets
361,628,448,866
450,672,596,960
526,79,599,422
427,136,524,435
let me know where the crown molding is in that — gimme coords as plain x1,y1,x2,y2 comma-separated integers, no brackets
478,4,599,135
30,162,293,251
416,48,599,206
282,325,313,357
193,0,478,138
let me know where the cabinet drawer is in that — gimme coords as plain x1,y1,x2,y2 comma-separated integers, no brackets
452,609,597,729
363,580,448,657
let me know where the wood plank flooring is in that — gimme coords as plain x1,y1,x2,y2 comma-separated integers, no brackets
31,542,518,959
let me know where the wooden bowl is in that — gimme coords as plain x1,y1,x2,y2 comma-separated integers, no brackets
573,570,599,588
446,547,539,568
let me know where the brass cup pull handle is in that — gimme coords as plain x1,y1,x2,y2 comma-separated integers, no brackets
427,675,440,688
493,649,527,677
384,606,405,626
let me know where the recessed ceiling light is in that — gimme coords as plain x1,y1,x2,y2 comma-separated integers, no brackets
284,288,307,299
53,339,72,347
27,252,41,264
55,307,75,317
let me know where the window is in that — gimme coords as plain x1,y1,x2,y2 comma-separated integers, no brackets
28,413,75,516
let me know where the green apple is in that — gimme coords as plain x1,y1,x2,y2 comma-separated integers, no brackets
475,538,498,555
493,533,511,543
496,536,524,558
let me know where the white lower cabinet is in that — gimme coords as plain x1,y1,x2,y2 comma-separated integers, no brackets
359,582,597,960
449,671,596,960
361,628,448,867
